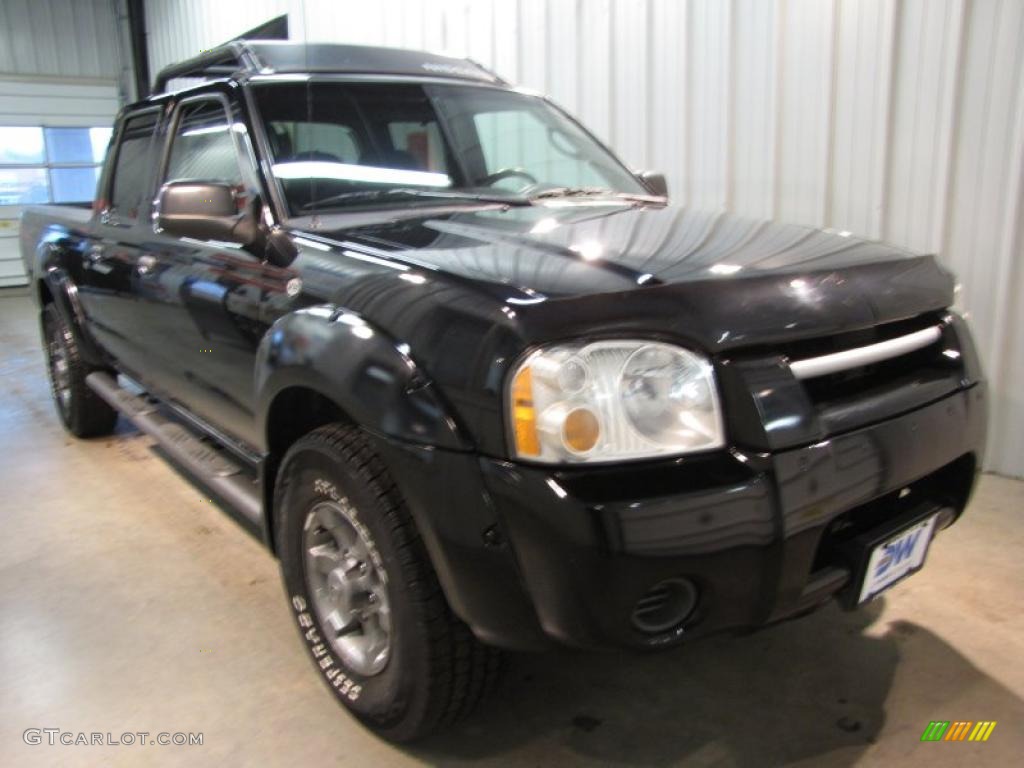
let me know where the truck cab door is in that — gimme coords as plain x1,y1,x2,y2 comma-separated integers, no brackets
77,108,162,380
139,93,288,448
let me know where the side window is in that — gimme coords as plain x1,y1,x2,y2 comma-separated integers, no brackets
165,100,244,186
108,111,159,220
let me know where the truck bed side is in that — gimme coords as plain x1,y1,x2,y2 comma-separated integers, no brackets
19,205,95,298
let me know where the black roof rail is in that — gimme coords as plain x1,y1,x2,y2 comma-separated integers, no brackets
152,41,260,94
152,40,504,95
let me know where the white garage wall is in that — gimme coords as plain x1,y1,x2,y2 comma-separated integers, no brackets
1,0,126,287
0,79,120,128
0,78,121,287
145,0,1024,478
0,0,123,79
146,0,290,74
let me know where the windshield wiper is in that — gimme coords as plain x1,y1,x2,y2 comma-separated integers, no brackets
529,186,610,199
300,187,530,212
528,186,666,204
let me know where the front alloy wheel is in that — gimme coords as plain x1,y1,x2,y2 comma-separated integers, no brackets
275,423,501,741
304,499,392,676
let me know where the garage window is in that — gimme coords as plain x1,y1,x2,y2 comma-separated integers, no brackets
0,125,113,205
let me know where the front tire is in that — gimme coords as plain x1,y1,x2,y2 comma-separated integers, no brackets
42,304,118,438
275,424,501,741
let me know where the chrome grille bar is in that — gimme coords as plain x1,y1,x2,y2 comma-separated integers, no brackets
789,325,942,380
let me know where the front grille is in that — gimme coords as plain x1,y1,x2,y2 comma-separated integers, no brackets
717,311,970,449
771,312,946,362
788,313,963,433
794,315,964,434
800,337,953,409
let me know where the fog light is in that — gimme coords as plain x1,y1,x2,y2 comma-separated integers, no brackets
631,578,699,634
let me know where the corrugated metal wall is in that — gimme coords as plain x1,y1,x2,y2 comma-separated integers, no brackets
0,79,120,127
146,0,1024,477
146,0,289,76
0,0,122,79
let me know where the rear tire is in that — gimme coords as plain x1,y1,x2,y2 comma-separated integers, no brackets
275,423,501,742
42,304,118,438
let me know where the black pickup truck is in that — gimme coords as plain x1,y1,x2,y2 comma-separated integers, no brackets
21,41,987,741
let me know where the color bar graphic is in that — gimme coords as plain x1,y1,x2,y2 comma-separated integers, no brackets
968,721,997,742
944,721,972,741
920,720,996,742
921,721,949,741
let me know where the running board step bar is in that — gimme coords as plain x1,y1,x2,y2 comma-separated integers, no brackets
86,372,261,524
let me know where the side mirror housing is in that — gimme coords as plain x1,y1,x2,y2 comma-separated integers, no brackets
638,171,668,198
155,181,257,245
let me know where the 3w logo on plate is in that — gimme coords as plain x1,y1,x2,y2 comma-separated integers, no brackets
874,531,923,577
920,720,997,742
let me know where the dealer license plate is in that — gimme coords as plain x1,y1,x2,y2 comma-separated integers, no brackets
857,515,937,604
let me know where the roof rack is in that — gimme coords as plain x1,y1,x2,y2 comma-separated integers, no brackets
152,42,259,94
152,40,504,95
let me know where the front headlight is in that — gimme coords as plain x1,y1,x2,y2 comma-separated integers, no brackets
508,340,724,463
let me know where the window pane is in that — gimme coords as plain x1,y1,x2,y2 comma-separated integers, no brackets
430,85,643,193
45,127,112,164
166,101,243,185
255,83,454,214
0,127,46,164
268,121,364,164
387,121,446,172
51,166,101,203
0,167,50,204
472,110,608,190
109,111,159,219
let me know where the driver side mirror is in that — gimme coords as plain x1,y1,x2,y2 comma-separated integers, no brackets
638,171,668,198
155,181,257,246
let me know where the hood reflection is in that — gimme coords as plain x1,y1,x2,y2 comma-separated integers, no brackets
297,202,920,300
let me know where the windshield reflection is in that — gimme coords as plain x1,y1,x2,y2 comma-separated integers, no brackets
253,81,646,215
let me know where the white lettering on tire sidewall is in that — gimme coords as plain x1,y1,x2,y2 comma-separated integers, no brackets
290,593,363,702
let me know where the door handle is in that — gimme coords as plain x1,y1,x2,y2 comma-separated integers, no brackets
85,245,113,274
137,254,157,275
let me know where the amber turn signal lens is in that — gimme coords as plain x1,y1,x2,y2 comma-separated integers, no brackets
562,407,600,453
511,365,540,456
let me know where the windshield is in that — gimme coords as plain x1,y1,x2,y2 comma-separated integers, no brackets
252,81,648,214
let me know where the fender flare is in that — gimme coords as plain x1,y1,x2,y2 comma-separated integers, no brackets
255,305,469,453
253,308,548,645
37,243,107,368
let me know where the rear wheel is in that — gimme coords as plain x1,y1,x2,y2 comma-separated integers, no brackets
42,304,118,438
275,423,501,742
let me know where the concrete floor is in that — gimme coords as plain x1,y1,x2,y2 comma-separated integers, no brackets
0,290,1021,768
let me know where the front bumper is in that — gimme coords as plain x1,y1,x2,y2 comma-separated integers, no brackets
371,382,986,651
487,382,985,648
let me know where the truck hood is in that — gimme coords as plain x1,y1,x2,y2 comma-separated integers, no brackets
295,201,954,351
